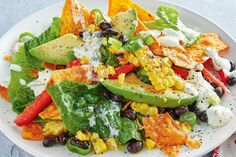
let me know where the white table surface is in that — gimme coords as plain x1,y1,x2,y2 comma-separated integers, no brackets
0,0,236,157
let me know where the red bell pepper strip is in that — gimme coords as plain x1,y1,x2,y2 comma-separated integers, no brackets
14,91,52,126
201,68,229,93
218,69,229,85
110,64,135,79
172,66,189,80
67,59,81,68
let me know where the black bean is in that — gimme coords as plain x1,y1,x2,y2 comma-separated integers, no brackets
199,111,208,122
127,141,143,153
121,109,136,120
43,135,59,147
158,107,165,113
189,105,201,117
165,108,177,119
70,137,90,149
58,132,69,145
119,34,129,44
99,22,112,31
102,28,118,37
214,87,224,98
174,106,188,117
227,76,236,86
102,89,110,99
79,31,84,38
110,94,124,102
230,60,235,72
210,82,218,88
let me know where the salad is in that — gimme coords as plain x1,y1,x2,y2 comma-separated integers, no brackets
0,0,235,156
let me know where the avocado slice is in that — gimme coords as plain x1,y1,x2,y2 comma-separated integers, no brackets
111,9,138,38
29,34,82,65
102,74,197,108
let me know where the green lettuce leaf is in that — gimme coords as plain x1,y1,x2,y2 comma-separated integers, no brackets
46,81,142,143
144,5,179,31
24,17,61,69
8,46,35,113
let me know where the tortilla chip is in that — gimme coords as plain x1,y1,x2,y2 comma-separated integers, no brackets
162,47,197,69
156,143,181,157
0,86,9,102
51,66,92,84
108,0,156,21
39,102,61,120
60,0,94,36
22,122,44,140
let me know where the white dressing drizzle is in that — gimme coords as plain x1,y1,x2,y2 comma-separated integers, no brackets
27,69,52,97
10,64,22,72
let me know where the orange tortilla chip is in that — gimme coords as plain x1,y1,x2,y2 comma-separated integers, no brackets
22,122,44,140
161,33,228,69
108,0,156,21
0,86,9,102
60,0,94,36
51,66,92,84
162,47,197,69
39,102,61,120
156,143,181,157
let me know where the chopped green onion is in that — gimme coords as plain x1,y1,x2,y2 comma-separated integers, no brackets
108,37,123,50
144,35,154,46
128,38,144,52
66,50,76,61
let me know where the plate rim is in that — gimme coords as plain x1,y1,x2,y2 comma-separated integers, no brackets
0,1,235,157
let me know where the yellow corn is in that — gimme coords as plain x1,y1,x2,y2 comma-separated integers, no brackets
90,133,107,154
106,137,118,150
127,53,140,67
87,24,96,33
131,102,158,116
180,122,192,133
80,56,90,64
76,130,91,141
134,47,184,91
102,37,107,46
97,65,115,79
43,121,67,136
145,139,156,150
118,74,126,85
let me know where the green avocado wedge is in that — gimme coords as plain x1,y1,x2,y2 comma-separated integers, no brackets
101,74,198,108
29,34,82,65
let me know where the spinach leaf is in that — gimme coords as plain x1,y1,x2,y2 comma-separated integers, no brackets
144,5,179,31
47,81,142,143
117,118,142,144
24,17,61,69
100,45,119,66
8,46,35,113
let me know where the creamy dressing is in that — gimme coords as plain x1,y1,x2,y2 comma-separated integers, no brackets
157,28,186,48
12,42,23,53
27,69,52,97
88,106,96,127
205,47,231,71
0,77,10,88
178,20,201,39
19,79,26,86
10,64,22,72
73,34,102,69
206,105,233,127
186,70,220,111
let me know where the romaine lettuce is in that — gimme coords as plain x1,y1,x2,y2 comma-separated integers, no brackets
47,81,142,143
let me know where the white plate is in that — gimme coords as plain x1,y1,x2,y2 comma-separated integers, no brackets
0,0,235,157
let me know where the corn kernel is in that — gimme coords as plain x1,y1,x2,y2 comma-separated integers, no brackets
161,66,169,75
90,133,107,154
87,24,96,33
174,79,184,90
162,78,169,87
145,139,156,150
155,84,165,91
106,137,118,150
131,102,158,116
180,122,192,133
118,74,125,85
43,121,67,136
80,56,90,64
76,130,91,141
102,37,107,46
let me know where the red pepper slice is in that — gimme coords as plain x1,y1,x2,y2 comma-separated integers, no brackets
172,66,189,80
202,68,229,93
110,64,135,79
67,59,81,68
218,69,229,85
14,91,52,126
